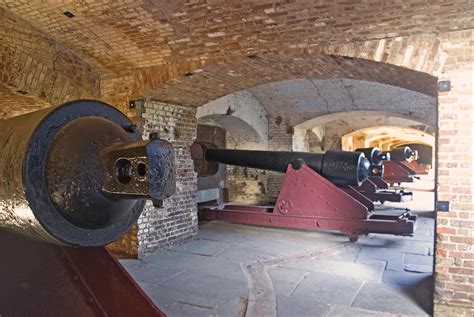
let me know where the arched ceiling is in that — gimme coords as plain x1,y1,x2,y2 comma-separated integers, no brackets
251,78,436,127
143,53,438,106
295,111,433,135
197,78,436,132
342,126,435,151
1,1,470,73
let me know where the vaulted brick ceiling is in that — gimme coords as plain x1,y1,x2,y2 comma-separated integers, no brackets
1,1,472,73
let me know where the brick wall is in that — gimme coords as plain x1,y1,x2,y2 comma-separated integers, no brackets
267,115,293,201
136,101,198,258
0,82,50,119
0,8,100,105
107,225,138,259
433,30,473,316
225,136,268,205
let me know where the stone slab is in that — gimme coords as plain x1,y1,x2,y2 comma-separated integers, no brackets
328,249,360,262
272,279,298,297
382,270,432,287
139,284,221,311
160,271,247,300
291,272,363,306
216,244,275,263
211,297,248,317
144,250,245,282
168,302,214,317
281,259,384,282
268,267,309,283
352,282,429,316
276,294,330,317
171,238,230,256
405,253,433,266
124,265,184,285
355,258,387,267
326,304,391,316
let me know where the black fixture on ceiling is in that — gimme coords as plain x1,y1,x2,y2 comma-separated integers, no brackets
63,11,75,18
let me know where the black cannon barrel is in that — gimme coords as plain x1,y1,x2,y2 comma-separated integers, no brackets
355,147,390,165
398,144,432,165
389,146,418,162
0,100,175,247
204,148,370,186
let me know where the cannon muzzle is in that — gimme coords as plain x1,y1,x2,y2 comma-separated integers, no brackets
191,142,370,186
0,100,176,247
389,146,418,162
355,147,390,177
355,147,390,165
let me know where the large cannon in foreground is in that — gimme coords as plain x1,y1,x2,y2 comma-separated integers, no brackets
193,142,416,242
0,100,175,247
0,100,174,316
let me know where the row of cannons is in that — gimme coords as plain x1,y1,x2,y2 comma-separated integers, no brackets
192,142,429,242
0,100,431,316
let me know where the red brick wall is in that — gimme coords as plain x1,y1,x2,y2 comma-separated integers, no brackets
433,30,473,316
0,82,50,119
0,8,100,105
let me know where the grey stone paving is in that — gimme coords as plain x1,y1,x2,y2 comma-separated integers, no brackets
121,175,435,316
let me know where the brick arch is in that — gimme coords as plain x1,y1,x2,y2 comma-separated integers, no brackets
341,126,435,151
198,114,265,147
294,110,434,132
196,91,268,145
132,34,444,107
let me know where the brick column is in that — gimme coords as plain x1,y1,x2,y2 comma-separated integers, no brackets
137,101,198,258
433,30,473,316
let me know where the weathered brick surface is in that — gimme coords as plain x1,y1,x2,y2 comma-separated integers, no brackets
0,82,50,119
107,225,138,259
267,115,293,201
1,1,471,73
225,135,268,205
0,8,100,105
433,30,474,316
137,101,198,258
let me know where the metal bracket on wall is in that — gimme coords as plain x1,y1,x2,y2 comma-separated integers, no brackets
438,80,451,92
436,200,450,212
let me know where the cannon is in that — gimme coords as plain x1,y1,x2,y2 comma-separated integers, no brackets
397,143,432,175
383,146,419,185
0,99,175,247
0,100,174,316
192,142,370,186
355,147,389,177
193,142,416,241
389,146,418,162
353,147,413,204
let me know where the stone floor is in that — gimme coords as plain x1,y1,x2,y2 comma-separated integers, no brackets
121,175,435,317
